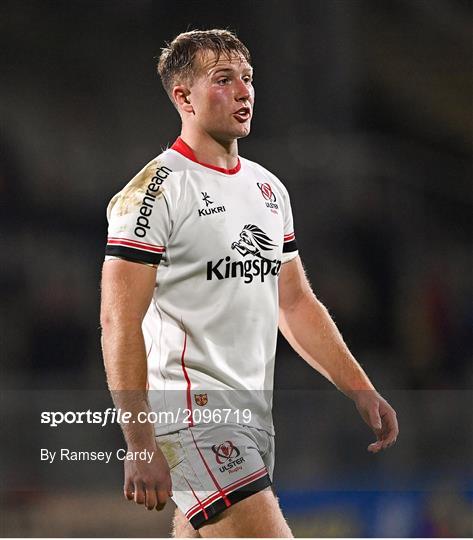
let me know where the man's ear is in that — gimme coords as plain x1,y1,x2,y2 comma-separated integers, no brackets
173,85,193,114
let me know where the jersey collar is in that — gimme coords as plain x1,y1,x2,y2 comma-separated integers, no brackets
171,137,241,175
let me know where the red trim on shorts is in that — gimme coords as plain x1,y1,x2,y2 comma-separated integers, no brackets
185,466,267,519
189,429,231,508
184,477,208,521
180,327,193,426
185,466,267,516
189,473,271,530
171,137,241,175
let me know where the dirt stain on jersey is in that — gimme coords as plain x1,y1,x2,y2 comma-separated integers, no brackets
111,160,166,217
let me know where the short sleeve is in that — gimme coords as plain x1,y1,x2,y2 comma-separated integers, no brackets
105,160,173,265
282,188,298,264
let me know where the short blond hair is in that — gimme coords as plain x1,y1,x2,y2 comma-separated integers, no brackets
157,29,251,101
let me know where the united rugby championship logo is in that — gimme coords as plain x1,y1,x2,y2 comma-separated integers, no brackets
206,224,281,283
212,441,246,474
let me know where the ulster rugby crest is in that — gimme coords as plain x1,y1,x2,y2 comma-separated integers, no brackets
212,441,240,464
212,441,246,474
194,393,208,406
257,182,279,213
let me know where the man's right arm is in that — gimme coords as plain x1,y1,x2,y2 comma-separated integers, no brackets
100,258,172,511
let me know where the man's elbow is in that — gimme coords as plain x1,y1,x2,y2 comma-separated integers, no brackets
279,287,312,314
100,305,119,334
100,306,143,334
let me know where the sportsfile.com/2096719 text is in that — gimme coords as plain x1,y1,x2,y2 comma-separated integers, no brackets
40,407,252,428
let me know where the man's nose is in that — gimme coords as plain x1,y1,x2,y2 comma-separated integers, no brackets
235,79,251,101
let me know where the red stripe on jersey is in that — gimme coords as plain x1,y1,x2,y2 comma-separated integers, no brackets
189,429,231,508
107,239,165,253
186,467,268,519
180,327,193,427
108,236,165,249
284,232,295,242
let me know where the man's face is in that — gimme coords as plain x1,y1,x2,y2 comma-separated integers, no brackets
183,50,254,142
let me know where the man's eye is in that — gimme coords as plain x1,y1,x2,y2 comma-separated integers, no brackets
243,76,253,84
217,78,229,85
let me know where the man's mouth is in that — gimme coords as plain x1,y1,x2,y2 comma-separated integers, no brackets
233,107,251,122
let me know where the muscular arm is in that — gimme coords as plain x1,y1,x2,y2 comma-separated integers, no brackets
101,258,172,509
278,256,398,452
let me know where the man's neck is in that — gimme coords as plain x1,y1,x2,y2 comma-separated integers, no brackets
179,127,239,170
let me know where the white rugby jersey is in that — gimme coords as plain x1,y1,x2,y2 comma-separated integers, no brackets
105,138,298,435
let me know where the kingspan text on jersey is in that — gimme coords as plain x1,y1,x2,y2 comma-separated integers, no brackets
206,256,281,283
134,165,172,238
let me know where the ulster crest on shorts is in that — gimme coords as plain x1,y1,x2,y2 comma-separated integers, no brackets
194,393,208,406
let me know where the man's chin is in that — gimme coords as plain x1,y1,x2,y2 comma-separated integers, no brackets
211,124,252,143
236,130,251,140
234,124,252,139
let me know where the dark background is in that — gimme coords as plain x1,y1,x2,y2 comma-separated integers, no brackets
1,0,472,537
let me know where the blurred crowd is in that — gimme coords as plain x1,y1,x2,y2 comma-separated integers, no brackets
1,0,470,390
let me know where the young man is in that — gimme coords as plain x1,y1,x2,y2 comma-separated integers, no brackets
100,29,399,538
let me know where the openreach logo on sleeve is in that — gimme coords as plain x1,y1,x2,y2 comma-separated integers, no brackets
134,165,172,238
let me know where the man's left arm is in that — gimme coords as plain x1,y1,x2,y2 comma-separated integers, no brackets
278,255,399,453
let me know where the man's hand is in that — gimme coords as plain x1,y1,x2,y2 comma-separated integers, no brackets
352,390,399,453
123,446,173,511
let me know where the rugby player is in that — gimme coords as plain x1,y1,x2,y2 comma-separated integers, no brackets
100,29,399,538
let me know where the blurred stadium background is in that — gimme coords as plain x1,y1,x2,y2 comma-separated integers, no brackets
1,0,472,537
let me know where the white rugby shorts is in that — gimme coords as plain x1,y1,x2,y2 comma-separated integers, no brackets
157,423,274,529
